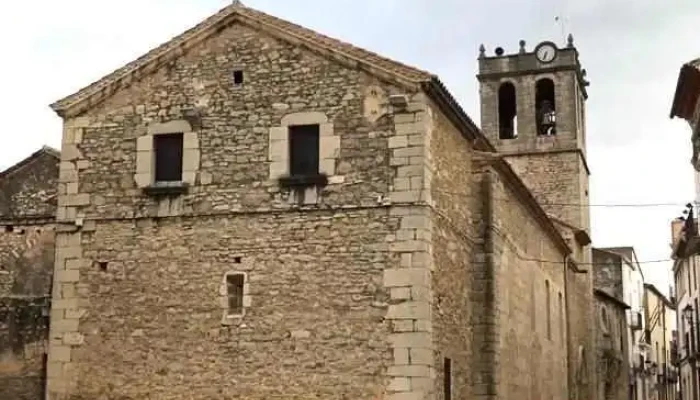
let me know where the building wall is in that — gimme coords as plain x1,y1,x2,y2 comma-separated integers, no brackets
489,169,569,400
0,152,58,219
0,151,58,400
477,46,596,400
644,287,678,400
594,296,630,400
428,99,480,399
45,21,445,400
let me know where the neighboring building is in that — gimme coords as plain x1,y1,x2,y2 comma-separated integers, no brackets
670,57,700,176
39,3,595,399
0,147,59,399
592,249,631,400
643,284,678,400
672,216,700,400
599,247,650,400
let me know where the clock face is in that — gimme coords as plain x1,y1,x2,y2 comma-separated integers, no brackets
536,43,557,63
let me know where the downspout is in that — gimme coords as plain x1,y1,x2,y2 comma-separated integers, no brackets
564,253,572,400
483,168,498,398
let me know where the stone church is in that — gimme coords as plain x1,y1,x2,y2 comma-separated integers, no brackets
2,2,600,399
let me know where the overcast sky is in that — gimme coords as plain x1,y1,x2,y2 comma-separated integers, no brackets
2,0,698,295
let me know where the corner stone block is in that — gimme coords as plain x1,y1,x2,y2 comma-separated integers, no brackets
394,348,410,365
388,377,411,392
61,144,82,161
389,191,421,203
389,135,409,149
48,345,72,362
387,365,432,378
409,348,434,365
386,302,431,320
383,268,430,288
386,392,427,400
389,332,433,349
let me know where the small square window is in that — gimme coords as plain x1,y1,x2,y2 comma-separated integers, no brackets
226,274,245,316
154,133,183,182
233,70,244,85
289,125,320,177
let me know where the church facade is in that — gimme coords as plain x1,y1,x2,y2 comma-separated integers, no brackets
39,3,596,399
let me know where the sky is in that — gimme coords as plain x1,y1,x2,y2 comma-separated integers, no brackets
1,0,699,295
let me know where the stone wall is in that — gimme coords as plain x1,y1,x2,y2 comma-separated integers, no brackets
0,297,49,400
593,294,630,400
428,99,480,399
45,20,442,400
592,249,624,301
0,150,58,399
0,150,59,219
489,167,569,400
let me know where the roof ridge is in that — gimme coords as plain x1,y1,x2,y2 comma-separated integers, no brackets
50,3,432,116
0,146,61,180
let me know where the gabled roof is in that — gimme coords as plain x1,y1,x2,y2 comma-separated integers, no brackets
49,2,492,152
594,289,631,310
644,283,675,309
0,146,60,181
51,1,432,116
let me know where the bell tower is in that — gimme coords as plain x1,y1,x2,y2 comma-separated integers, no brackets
477,36,591,233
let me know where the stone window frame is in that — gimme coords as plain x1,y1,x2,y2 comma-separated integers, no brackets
135,120,200,192
268,111,339,183
219,271,251,325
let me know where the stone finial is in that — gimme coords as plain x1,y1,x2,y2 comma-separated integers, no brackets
479,44,486,59
567,33,574,48
519,40,526,54
232,0,244,7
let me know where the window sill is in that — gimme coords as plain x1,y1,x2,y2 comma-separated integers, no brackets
278,173,328,189
143,181,190,197
221,312,245,326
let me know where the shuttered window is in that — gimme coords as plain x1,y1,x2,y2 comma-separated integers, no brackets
289,125,319,176
154,133,183,182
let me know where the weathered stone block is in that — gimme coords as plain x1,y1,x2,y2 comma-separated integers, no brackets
384,268,430,288
387,365,432,378
387,302,431,320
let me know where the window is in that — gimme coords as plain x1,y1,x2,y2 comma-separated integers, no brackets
443,358,452,400
535,78,556,136
154,133,184,182
498,82,517,139
693,257,698,292
226,273,245,316
233,70,244,85
289,125,320,176
546,280,551,340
